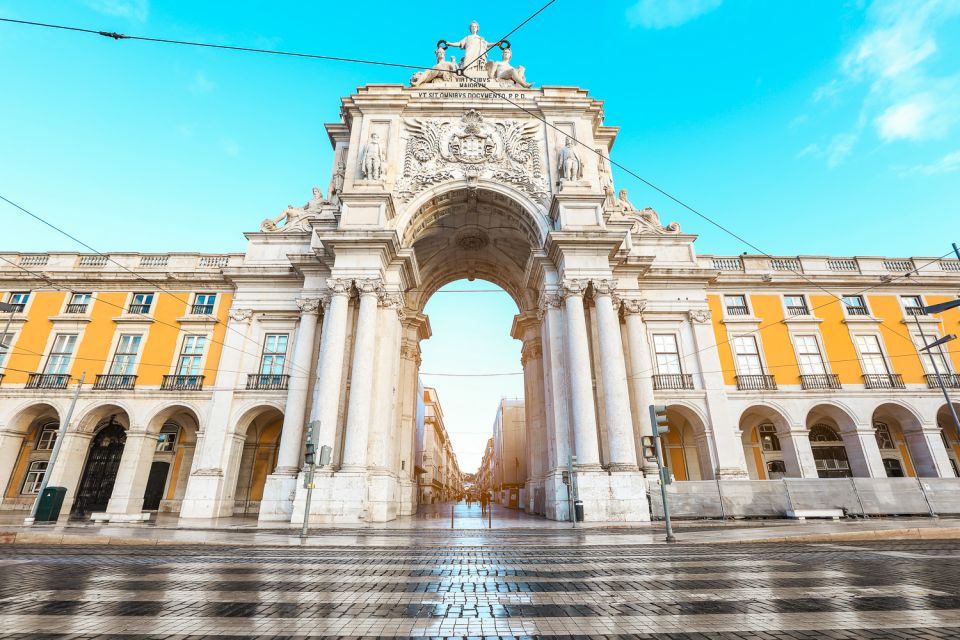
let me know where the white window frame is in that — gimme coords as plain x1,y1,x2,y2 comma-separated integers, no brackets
853,333,893,376
192,293,217,315
0,330,14,367
5,291,30,313
913,331,953,374
723,294,750,317
174,334,207,376
901,294,925,318
109,334,143,376
259,333,289,376
67,292,92,311
841,294,870,317
129,292,155,314
36,423,59,451
22,460,48,494
156,423,179,452
874,421,896,450
651,333,683,375
731,333,766,376
792,333,829,376
783,294,810,316
43,334,78,375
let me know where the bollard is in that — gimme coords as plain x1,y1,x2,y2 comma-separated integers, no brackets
488,502,492,529
450,503,455,529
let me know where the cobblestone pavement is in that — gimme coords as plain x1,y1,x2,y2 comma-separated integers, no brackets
2,534,960,638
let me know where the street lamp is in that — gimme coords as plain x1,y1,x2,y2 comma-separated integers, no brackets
915,298,960,437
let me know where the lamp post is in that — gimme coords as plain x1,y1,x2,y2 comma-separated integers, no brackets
917,298,960,437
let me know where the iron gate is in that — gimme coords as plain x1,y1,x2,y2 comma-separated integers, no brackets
72,419,126,516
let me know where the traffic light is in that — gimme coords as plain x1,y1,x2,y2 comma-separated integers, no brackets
304,420,319,466
304,442,316,466
649,404,669,437
641,435,657,462
561,471,570,485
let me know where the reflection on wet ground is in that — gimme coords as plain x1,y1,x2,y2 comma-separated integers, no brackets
2,531,960,638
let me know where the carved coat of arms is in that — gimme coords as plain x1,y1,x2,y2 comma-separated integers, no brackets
397,110,547,204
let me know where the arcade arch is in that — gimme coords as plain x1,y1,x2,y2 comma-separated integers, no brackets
0,402,61,509
229,405,283,515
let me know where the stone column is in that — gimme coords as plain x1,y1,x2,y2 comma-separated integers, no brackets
540,294,569,472
842,424,888,478
367,292,403,472
340,277,382,471
44,431,92,519
521,332,545,509
271,298,321,475
592,279,638,472
778,426,820,478
904,424,956,477
312,278,352,463
395,331,422,515
0,430,26,504
622,299,657,475
100,429,159,521
561,279,601,468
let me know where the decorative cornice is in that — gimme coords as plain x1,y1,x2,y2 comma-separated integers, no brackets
295,297,322,314
227,308,253,323
688,309,712,324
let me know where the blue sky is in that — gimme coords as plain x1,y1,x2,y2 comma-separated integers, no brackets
2,1,959,469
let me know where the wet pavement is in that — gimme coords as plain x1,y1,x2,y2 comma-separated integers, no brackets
3,522,960,638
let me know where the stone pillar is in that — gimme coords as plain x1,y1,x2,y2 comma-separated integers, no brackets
540,294,568,472
688,309,749,478
44,431,92,520
778,426,819,478
591,279,638,472
259,297,321,521
341,277,382,470
396,332,422,515
904,424,956,477
312,278,352,464
0,429,26,504
272,298,321,475
843,424,888,478
561,279,601,468
99,429,158,521
622,299,657,475
520,329,545,511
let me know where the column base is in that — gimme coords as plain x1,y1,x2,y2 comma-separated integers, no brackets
607,463,640,473
398,479,417,516
544,470,572,522
290,470,370,525
179,471,232,519
366,472,401,522
576,469,650,522
90,511,152,523
258,473,299,521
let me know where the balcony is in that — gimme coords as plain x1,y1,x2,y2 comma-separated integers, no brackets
725,306,749,316
863,373,905,389
786,305,810,316
93,374,137,390
246,374,290,390
4,303,26,313
653,374,694,390
801,374,842,390
161,374,204,391
926,373,960,389
845,306,869,316
190,304,214,315
736,374,777,391
127,304,152,314
64,303,89,314
26,373,70,389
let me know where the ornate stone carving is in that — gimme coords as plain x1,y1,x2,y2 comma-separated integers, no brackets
397,110,547,204
259,187,324,232
378,290,406,318
361,133,385,181
521,339,543,367
295,297,322,314
591,278,618,297
485,48,532,88
560,278,587,298
326,277,352,295
615,191,682,235
620,298,647,316
355,277,384,297
410,45,459,87
444,20,490,73
688,309,712,324
558,137,584,181
227,308,253,323
328,159,346,199
537,293,562,320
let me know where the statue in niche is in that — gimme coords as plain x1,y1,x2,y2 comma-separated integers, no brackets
411,46,458,87
328,159,345,198
485,48,532,88
444,20,489,71
557,137,583,181
361,133,385,181
259,187,323,232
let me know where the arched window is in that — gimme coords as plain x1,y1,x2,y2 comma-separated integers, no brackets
766,460,787,479
809,424,842,442
35,423,58,451
758,423,781,452
809,423,850,478
22,460,48,494
874,422,895,450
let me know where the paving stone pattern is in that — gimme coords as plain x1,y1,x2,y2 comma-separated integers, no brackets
2,537,960,638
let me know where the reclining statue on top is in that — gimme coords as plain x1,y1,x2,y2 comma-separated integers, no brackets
410,46,458,87
485,48,532,88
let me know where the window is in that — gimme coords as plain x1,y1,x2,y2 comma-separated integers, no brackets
192,293,216,314
176,335,206,375
109,334,142,375
129,292,154,314
43,334,77,375
36,423,58,450
842,295,868,316
758,423,781,452
260,334,289,375
156,423,179,452
855,335,890,375
784,294,809,316
22,461,48,494
652,334,682,374
883,458,905,477
902,295,924,317
733,335,763,375
914,333,952,374
766,460,787,480
794,335,827,375
724,294,749,316
809,424,842,442
874,422,896,449
66,292,92,313
0,331,11,366
6,291,29,313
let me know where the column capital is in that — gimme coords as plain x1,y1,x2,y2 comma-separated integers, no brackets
521,338,543,367
325,277,353,295
591,278,618,297
621,298,647,316
537,292,563,319
228,308,253,323
378,290,406,318
688,308,712,324
295,297,322,315
560,278,587,299
355,277,384,297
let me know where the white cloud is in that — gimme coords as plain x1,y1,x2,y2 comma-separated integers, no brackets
84,0,149,22
899,149,960,175
189,71,216,94
626,0,722,29
875,96,936,140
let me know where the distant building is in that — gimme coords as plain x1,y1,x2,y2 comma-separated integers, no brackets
491,399,526,508
415,386,462,504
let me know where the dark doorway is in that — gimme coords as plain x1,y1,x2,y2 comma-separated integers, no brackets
142,461,170,510
72,418,126,516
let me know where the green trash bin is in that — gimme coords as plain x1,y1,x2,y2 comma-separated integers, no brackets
35,486,67,522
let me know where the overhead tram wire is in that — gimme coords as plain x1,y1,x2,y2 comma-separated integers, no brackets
0,195,315,380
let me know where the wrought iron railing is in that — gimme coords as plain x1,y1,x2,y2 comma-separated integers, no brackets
190,304,214,315
904,306,924,317
93,374,137,390
64,303,89,314
735,374,777,391
801,374,842,390
161,374,205,390
246,374,290,390
786,305,810,316
863,373,905,389
652,374,694,390
127,304,152,314
726,306,749,316
926,373,960,389
4,303,25,313
845,305,869,316
26,373,70,389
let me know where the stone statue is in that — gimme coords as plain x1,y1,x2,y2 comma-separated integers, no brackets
485,48,532,88
328,159,345,198
410,46,458,87
618,189,637,211
361,133,385,181
557,137,583,181
259,187,322,232
445,20,489,71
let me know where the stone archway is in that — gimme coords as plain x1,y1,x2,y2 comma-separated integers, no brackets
0,402,62,510
229,405,284,516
